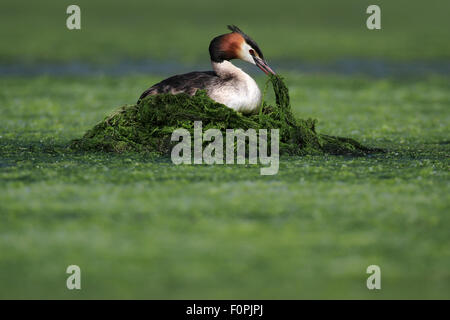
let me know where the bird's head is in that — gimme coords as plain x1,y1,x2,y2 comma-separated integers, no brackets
209,25,276,75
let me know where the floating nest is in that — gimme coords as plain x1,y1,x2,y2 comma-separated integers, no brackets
71,75,379,156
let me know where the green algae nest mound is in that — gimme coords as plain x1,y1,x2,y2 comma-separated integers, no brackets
71,75,377,156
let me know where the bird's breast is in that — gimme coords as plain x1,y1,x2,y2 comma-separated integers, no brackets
207,74,261,114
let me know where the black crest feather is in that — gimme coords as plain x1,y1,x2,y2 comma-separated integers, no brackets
227,25,265,60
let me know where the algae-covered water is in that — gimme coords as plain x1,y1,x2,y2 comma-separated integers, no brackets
72,75,379,156
1,0,449,300
1,74,449,299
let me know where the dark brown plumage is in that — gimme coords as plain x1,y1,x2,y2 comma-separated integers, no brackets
138,71,221,103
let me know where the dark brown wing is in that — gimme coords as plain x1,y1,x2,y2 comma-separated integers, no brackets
137,71,218,103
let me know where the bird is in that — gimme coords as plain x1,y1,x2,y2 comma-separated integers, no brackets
137,25,275,114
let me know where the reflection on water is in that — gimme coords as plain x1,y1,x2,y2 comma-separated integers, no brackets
1,59,449,77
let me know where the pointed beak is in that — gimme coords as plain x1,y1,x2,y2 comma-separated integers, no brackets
253,56,276,75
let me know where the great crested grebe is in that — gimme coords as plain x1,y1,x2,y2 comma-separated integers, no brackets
137,25,276,114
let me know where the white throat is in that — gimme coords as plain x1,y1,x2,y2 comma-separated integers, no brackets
212,60,245,78
210,60,262,114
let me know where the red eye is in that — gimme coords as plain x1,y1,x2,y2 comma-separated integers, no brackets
249,49,255,56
